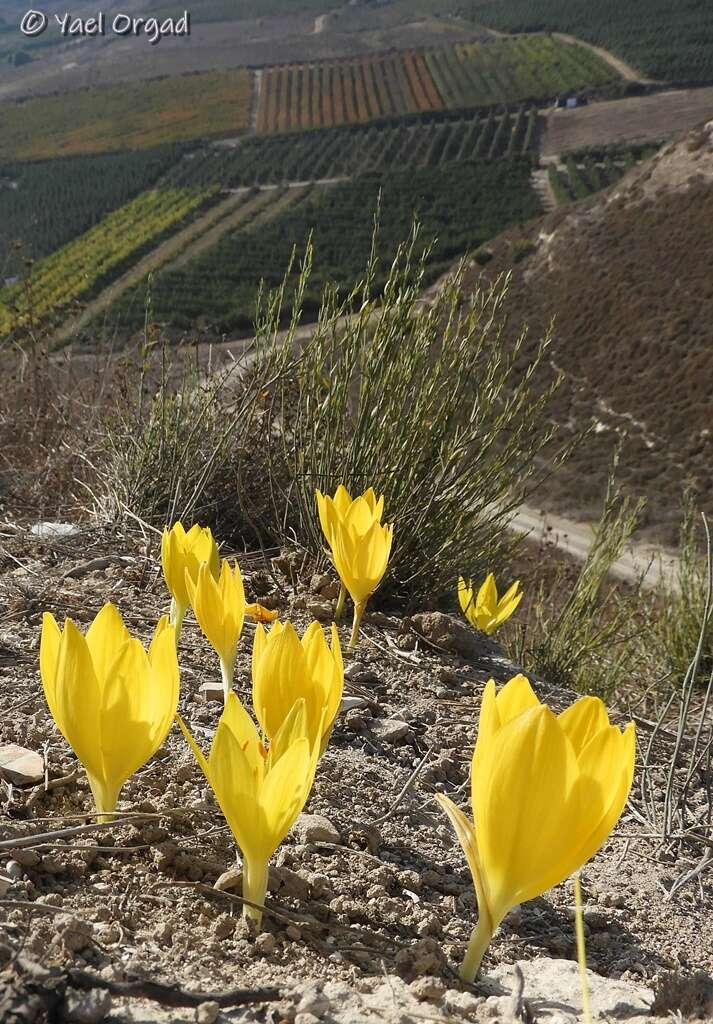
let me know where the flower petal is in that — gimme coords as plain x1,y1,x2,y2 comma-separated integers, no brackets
558,696,611,757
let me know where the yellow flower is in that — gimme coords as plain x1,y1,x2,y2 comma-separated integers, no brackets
245,602,279,624
178,693,319,924
316,486,386,626
438,674,635,981
185,559,245,701
252,619,343,756
316,485,384,546
40,605,179,819
458,573,522,635
161,522,219,638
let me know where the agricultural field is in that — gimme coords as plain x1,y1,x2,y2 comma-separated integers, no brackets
0,145,189,277
469,0,713,85
541,86,713,156
106,159,541,334
0,69,252,161
187,109,539,186
256,36,617,133
546,142,662,204
0,185,217,337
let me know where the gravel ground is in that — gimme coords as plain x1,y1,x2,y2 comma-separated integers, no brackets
1,524,712,1022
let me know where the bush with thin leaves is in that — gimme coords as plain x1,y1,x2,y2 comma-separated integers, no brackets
240,230,568,603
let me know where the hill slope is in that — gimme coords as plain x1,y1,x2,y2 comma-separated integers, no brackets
465,122,713,542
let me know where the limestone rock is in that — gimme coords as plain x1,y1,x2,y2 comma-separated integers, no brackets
488,957,654,1021
0,744,44,785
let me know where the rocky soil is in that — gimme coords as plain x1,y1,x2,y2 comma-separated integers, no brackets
1,524,712,1023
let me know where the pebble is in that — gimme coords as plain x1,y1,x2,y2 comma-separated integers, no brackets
255,932,276,955
199,682,224,703
293,813,341,845
5,860,24,880
0,743,44,785
195,1001,221,1024
371,718,411,744
410,975,446,1002
296,989,330,1016
6,848,41,868
63,988,112,1023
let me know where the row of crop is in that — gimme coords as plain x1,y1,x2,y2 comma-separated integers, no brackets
547,142,661,204
174,109,540,189
472,0,713,86
106,159,542,334
429,34,616,110
255,35,617,134
0,186,216,335
256,51,443,134
0,145,189,277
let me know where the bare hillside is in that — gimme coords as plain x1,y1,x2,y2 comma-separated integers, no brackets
466,122,713,542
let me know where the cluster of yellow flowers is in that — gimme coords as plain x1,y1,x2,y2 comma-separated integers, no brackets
37,485,635,979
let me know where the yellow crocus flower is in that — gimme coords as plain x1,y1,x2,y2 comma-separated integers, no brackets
458,573,522,635
316,486,385,621
161,522,219,639
332,516,393,649
178,693,319,924
245,602,279,624
185,559,245,702
252,619,343,756
438,674,635,981
40,605,179,820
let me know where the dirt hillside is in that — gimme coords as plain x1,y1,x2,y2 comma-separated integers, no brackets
466,121,713,543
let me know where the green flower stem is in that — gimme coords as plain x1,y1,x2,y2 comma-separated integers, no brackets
574,874,592,1024
348,601,367,651
334,583,347,622
219,656,235,703
460,911,493,982
88,774,120,826
243,857,269,925
169,598,186,642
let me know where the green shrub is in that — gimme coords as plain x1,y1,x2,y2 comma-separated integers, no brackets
240,230,566,603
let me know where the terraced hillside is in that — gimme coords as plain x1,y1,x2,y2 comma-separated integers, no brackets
188,111,540,186
256,35,617,132
546,142,661,204
105,159,541,334
463,125,713,542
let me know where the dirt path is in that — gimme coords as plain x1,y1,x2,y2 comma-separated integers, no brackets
508,505,680,589
50,181,339,346
249,68,263,133
485,26,652,85
168,186,310,271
